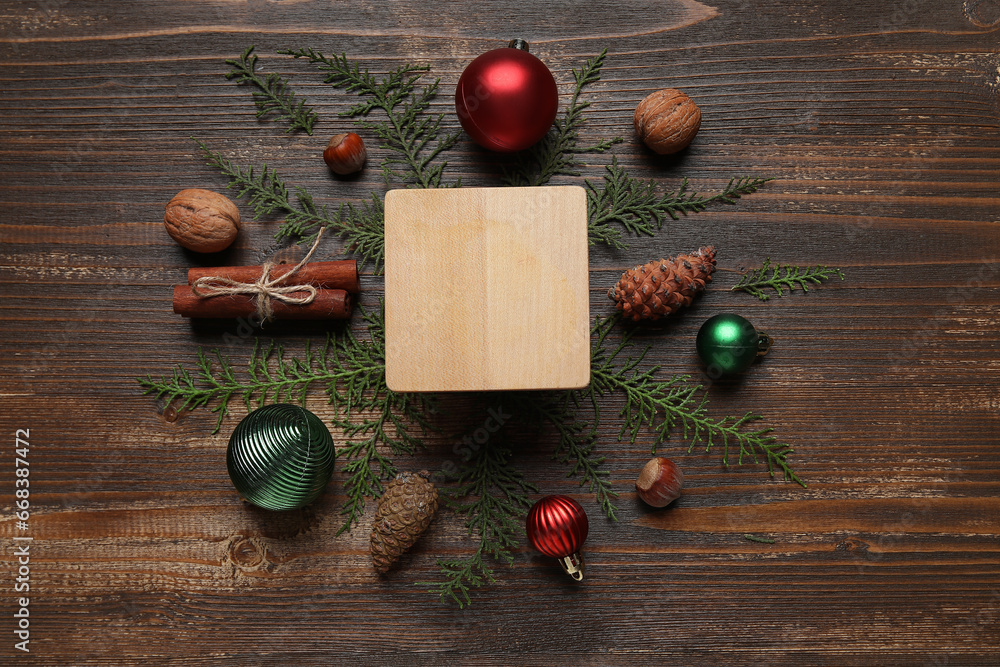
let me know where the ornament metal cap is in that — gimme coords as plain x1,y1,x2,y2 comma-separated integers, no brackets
558,552,585,581
507,38,529,51
756,331,773,356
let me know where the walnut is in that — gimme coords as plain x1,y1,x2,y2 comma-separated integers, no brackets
633,88,702,155
163,189,241,253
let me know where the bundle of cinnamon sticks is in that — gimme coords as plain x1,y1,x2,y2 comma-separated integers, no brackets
172,260,359,320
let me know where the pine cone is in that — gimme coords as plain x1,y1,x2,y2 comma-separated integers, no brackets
609,246,716,322
370,470,439,573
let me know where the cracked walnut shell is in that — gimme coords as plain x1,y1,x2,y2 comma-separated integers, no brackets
634,88,701,155
164,188,241,253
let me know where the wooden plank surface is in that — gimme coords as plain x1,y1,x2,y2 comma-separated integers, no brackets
385,186,590,392
1,0,999,664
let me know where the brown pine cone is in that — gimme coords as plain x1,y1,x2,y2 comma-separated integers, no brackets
370,470,439,574
609,246,716,322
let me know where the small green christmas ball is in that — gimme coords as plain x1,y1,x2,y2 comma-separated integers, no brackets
227,404,337,511
696,313,771,375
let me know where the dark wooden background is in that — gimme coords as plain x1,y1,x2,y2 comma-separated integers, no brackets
1,0,998,664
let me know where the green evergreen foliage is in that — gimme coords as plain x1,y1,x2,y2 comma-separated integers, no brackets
225,46,318,134
588,316,804,486
141,308,804,604
197,141,386,269
419,437,536,608
732,258,846,300
280,47,460,188
138,305,433,534
147,46,795,607
587,157,773,248
502,48,623,187
520,391,620,520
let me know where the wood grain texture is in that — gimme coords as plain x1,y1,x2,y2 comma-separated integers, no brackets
384,186,589,392
0,0,999,664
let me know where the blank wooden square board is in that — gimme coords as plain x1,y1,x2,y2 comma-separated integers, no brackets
384,185,590,392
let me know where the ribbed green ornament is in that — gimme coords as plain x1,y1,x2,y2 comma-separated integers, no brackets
226,404,337,511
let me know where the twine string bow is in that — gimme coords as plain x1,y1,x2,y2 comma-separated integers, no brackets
190,227,325,321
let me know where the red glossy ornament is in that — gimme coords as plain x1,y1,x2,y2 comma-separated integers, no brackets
455,39,559,152
526,494,589,581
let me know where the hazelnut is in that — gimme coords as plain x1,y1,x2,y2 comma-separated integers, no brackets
323,132,367,175
635,457,683,508
633,88,701,155
163,189,241,253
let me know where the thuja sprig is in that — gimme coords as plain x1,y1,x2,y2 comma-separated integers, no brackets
225,46,318,135
423,312,804,607
281,47,460,188
276,192,388,270
138,303,805,605
502,48,623,187
197,140,386,268
137,340,329,434
512,391,619,521
137,305,431,532
419,436,536,608
587,157,773,248
588,316,805,486
330,305,435,532
149,45,795,609
732,258,845,301
422,387,617,607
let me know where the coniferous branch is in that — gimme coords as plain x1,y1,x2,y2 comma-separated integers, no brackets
196,140,386,269
586,157,773,248
139,308,805,606
329,305,435,532
197,139,303,220
280,47,460,188
732,258,845,301
502,48,623,187
137,305,431,532
138,348,236,433
419,435,536,608
225,46,318,135
587,316,805,486
149,46,799,608
138,340,333,433
420,548,494,609
512,390,619,521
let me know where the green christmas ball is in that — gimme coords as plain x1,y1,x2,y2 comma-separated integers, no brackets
696,313,771,375
227,404,337,511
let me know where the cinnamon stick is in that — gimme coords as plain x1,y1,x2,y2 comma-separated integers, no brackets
172,285,353,320
187,260,360,293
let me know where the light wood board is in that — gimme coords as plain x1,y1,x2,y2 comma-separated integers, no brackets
384,185,590,392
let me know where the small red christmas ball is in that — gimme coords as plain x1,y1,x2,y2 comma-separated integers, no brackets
526,494,589,559
455,39,559,152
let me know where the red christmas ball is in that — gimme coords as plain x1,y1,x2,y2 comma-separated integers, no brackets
526,494,589,559
455,40,559,152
